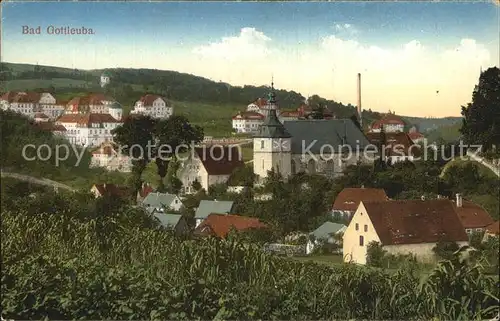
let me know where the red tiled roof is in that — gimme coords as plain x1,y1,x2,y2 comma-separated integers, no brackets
194,214,268,238
33,122,66,132
362,199,469,245
139,94,166,106
280,110,301,117
138,183,154,198
1,91,41,103
365,132,422,157
371,113,405,129
92,183,132,198
485,221,499,235
34,112,49,119
453,200,494,229
333,187,388,212
66,93,113,112
251,98,268,108
232,111,265,120
57,113,119,126
195,146,244,175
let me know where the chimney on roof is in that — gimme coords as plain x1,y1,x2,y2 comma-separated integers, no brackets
456,193,463,208
357,73,362,128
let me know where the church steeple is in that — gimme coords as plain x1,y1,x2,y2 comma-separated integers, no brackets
254,81,291,138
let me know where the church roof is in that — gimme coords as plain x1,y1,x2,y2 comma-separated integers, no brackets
283,119,372,154
254,109,292,138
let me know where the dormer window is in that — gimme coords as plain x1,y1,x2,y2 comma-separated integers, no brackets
261,140,264,149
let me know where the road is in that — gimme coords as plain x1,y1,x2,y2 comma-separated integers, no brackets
0,170,75,192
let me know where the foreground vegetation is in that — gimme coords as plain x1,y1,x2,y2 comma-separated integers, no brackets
2,181,499,320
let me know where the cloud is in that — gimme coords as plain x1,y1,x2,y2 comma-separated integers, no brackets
333,23,358,35
192,27,272,61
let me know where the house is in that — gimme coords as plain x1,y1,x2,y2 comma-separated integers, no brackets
90,183,132,199
178,146,244,194
141,192,183,213
483,221,499,241
194,213,267,238
33,112,50,123
0,91,65,119
332,187,389,220
408,126,425,144
90,141,132,172
65,94,121,119
365,132,422,163
151,212,189,236
253,83,375,182
452,193,494,234
194,199,234,228
369,112,406,133
343,199,469,265
55,113,122,147
246,97,270,114
232,111,264,134
130,94,173,119
306,222,347,254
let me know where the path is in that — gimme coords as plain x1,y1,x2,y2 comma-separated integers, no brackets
1,170,76,192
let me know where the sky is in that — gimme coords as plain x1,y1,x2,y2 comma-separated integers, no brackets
1,1,499,117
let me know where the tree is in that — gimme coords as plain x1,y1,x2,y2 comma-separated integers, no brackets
112,115,157,196
228,164,255,187
154,115,203,191
366,241,386,267
460,67,500,152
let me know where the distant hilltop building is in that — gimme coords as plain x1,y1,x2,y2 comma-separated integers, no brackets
130,94,173,119
100,71,111,88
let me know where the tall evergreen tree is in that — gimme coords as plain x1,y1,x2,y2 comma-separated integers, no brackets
460,67,500,152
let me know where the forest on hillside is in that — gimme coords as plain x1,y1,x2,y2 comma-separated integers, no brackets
2,62,383,125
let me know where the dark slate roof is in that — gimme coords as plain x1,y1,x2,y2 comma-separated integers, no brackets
283,119,372,154
254,109,292,138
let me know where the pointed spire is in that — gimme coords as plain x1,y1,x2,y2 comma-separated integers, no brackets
267,76,277,106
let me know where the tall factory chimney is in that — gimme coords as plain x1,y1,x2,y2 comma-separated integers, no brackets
357,73,363,128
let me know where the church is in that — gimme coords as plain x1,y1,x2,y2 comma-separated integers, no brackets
252,84,375,181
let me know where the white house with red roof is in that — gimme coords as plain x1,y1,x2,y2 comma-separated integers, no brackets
56,113,122,147
369,111,406,133
1,91,65,119
343,199,469,264
178,146,244,194
232,111,264,133
130,94,173,119
90,141,132,172
408,126,425,144
65,93,119,117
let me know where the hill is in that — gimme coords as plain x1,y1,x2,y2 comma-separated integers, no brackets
2,62,462,135
402,116,462,133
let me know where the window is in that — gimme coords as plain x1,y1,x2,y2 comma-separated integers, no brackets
359,235,364,246
261,140,265,149
364,225,368,232
355,223,359,231
475,228,483,232
465,228,472,234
